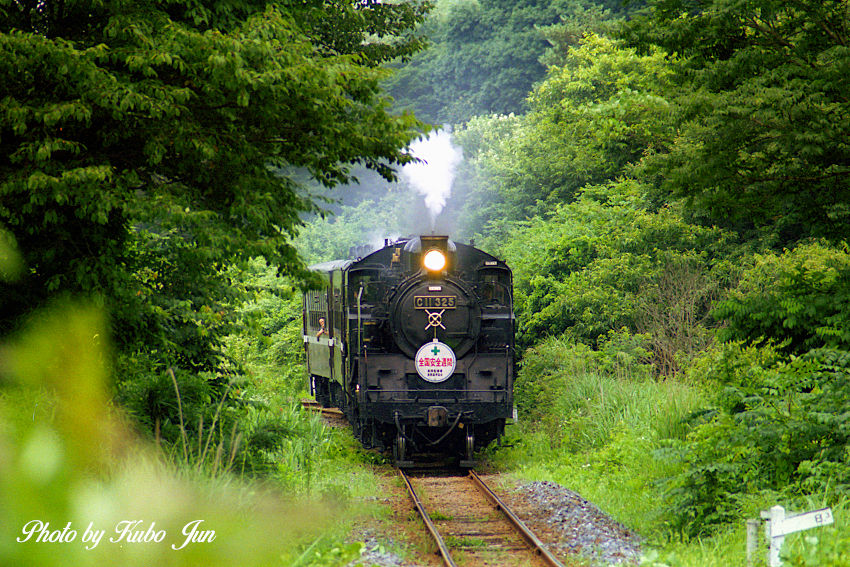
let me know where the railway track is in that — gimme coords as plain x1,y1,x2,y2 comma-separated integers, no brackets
399,468,568,567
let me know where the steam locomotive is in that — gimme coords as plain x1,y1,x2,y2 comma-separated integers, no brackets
303,235,514,465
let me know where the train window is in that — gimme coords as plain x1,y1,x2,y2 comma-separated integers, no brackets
350,271,383,304
307,290,328,330
478,269,509,306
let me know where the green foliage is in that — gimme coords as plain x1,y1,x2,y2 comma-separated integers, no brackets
661,343,850,536
121,223,241,372
713,242,850,354
539,2,625,68
637,525,753,567
386,0,551,123
0,226,23,283
459,1,850,547
224,257,304,373
491,338,704,535
0,0,427,377
117,362,217,443
0,301,364,567
640,498,850,567
625,0,850,243
513,332,701,454
451,34,677,228
290,537,364,567
217,257,385,492
283,0,430,66
294,191,425,264
446,113,522,240
379,0,850,559
386,0,639,124
499,181,734,374
637,253,724,376
0,1,432,477
497,333,850,565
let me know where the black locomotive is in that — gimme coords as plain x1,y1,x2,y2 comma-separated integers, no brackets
303,235,514,465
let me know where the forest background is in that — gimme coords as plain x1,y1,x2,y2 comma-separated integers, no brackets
1,0,849,566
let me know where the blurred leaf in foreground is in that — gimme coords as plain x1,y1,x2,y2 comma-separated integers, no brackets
0,303,335,566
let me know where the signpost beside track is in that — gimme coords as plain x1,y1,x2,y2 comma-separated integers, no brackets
747,505,834,566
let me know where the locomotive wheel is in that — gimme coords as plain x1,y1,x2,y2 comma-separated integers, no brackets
393,431,406,463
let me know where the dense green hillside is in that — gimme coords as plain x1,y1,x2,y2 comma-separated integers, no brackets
385,0,641,124
442,1,850,562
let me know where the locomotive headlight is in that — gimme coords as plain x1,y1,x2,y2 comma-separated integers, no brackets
423,249,447,272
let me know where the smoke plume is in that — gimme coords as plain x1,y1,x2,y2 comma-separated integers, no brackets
402,130,463,228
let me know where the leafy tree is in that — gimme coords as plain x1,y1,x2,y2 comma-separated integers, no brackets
386,0,639,124
281,0,430,65
539,2,626,67
0,0,429,450
500,181,735,367
0,0,426,353
446,113,523,239
625,0,850,243
713,241,850,354
450,34,677,231
443,34,732,373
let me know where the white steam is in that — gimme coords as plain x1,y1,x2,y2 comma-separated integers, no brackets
402,130,463,227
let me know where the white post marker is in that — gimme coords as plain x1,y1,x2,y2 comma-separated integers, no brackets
746,519,760,565
768,506,786,567
750,505,834,566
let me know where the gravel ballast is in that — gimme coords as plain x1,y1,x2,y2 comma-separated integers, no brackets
507,480,643,565
349,475,643,566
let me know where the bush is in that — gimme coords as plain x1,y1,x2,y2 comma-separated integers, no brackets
116,358,219,441
661,343,850,536
713,241,850,353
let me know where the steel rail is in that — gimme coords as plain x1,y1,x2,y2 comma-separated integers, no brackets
468,469,566,567
398,469,457,567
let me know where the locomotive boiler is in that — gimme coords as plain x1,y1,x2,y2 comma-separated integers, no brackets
303,235,514,465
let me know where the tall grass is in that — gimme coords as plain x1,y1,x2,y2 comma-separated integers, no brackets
0,302,374,567
513,334,703,452
490,335,704,534
494,375,704,534
490,333,850,565
549,370,700,449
